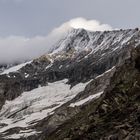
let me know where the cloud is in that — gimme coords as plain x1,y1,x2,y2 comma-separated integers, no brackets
0,36,53,64
69,17,112,31
0,17,112,64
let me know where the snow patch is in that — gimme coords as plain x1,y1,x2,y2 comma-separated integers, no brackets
46,63,53,69
25,74,29,78
59,65,63,69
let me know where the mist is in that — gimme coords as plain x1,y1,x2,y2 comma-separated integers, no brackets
0,17,112,64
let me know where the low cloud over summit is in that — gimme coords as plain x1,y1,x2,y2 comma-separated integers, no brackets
0,18,112,64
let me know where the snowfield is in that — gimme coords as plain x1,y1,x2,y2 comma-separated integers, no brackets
0,79,91,139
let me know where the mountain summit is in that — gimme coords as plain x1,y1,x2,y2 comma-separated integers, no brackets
0,28,140,140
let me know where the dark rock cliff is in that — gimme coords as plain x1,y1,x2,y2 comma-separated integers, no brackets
45,46,140,140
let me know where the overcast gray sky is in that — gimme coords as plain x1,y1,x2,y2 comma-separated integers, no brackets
0,0,140,64
0,0,140,37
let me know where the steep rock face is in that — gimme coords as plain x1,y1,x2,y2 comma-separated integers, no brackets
46,47,140,140
0,28,140,140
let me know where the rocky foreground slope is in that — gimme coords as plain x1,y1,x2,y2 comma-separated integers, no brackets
0,28,140,140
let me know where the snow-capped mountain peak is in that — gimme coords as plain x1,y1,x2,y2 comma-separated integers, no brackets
0,28,140,140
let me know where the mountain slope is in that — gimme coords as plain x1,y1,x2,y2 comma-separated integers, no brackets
46,46,140,140
0,28,140,140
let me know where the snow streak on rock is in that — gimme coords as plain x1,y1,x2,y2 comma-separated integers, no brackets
1,61,32,75
69,91,104,107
